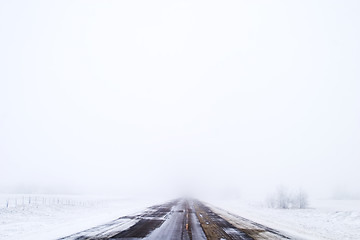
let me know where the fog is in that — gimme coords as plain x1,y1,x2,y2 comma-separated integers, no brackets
1,0,359,201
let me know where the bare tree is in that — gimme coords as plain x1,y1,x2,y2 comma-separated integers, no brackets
276,186,290,209
266,186,309,209
266,194,277,208
295,189,308,209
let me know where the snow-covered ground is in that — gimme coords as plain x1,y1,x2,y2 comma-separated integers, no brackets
208,198,360,240
0,194,163,240
2,194,359,240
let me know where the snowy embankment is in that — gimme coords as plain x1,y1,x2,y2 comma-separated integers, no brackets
0,194,161,240
208,199,360,240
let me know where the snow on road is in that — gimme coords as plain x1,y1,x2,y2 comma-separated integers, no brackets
208,198,360,240
144,200,206,240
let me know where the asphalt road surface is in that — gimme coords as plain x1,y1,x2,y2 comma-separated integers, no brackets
60,199,292,240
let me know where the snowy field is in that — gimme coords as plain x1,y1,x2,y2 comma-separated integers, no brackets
209,198,360,240
0,194,163,240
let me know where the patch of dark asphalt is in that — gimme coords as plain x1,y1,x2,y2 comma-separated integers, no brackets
109,200,178,239
110,218,165,238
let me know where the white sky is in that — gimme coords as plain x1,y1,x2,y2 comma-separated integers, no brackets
1,0,359,199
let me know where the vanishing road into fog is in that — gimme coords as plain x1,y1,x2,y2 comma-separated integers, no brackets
60,199,292,240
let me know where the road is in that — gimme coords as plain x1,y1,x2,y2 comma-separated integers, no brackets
60,199,292,240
